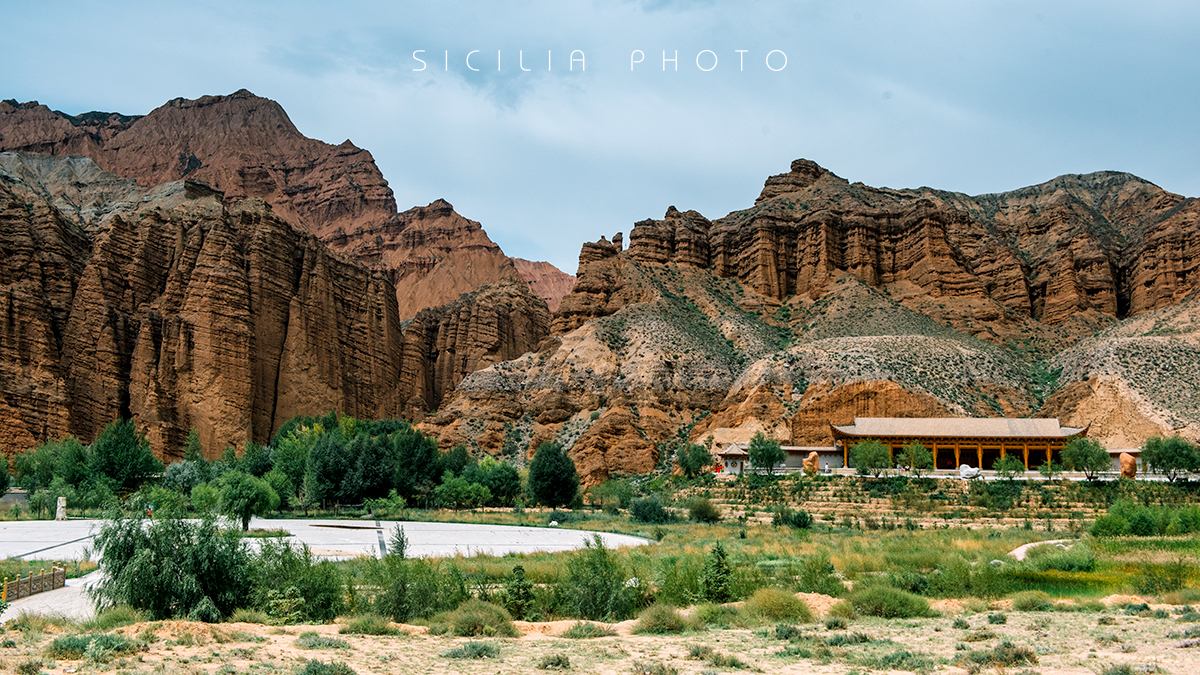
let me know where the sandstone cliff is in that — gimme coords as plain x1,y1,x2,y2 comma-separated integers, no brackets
0,153,404,458
422,159,1200,482
0,92,572,319
513,258,576,313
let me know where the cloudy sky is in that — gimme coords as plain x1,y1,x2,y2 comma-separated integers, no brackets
5,1,1199,274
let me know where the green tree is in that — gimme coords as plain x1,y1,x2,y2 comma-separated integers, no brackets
748,432,786,475
264,467,296,509
216,470,280,530
677,442,714,479
994,454,1025,480
239,441,272,477
162,460,204,493
271,423,323,490
900,441,934,478
89,419,163,492
700,542,733,603
850,438,892,478
558,535,632,620
504,565,535,621
91,512,252,620
304,433,350,507
433,471,492,510
340,434,394,503
1037,459,1062,482
527,441,580,508
191,482,219,512
1061,437,1111,481
1141,436,1200,482
183,428,210,483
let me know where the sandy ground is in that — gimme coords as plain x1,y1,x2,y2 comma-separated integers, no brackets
1,594,1198,675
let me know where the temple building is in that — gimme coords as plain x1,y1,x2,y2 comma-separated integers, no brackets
830,417,1089,470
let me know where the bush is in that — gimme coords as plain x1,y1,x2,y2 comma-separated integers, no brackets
742,587,814,623
560,621,616,638
828,599,859,619
630,497,672,524
82,605,146,631
1011,591,1054,612
252,538,346,622
687,497,721,523
797,553,844,597
229,608,271,624
298,659,357,675
338,613,397,635
693,602,736,627
630,661,678,675
442,641,500,659
558,535,635,620
189,595,222,623
91,512,251,620
1136,561,1189,595
700,542,733,603
824,617,848,630
449,598,519,637
987,613,1007,625
773,508,814,530
775,623,804,640
955,640,1037,674
952,617,970,630
537,653,571,670
47,633,141,660
846,586,933,619
634,604,687,634
296,631,351,649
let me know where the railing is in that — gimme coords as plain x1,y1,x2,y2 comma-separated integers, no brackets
2,567,66,602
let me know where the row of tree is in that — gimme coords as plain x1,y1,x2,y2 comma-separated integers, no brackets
11,413,587,527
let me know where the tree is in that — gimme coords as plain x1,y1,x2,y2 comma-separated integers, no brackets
850,438,892,478
1061,437,1111,480
191,482,219,512
481,460,522,507
1037,459,1062,483
340,434,394,503
91,512,253,620
994,454,1025,480
677,442,714,479
239,441,272,478
900,441,934,478
387,524,409,559
527,441,580,508
163,460,204,493
700,542,732,603
263,468,296,509
183,428,210,483
1141,436,1200,482
748,432,786,475
433,471,491,510
505,565,534,621
216,470,280,530
89,419,163,492
304,433,350,507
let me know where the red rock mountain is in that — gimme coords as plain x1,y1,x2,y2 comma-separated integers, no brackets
0,153,549,458
422,159,1200,484
0,91,575,317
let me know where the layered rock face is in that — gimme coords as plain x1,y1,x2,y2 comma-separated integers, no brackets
624,159,1198,338
0,92,572,319
0,153,403,458
513,258,576,313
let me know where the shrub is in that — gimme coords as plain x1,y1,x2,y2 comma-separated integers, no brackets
442,641,500,659
338,613,397,635
1136,560,1189,595
251,538,346,622
987,613,1007,625
687,496,722,523
537,653,571,670
797,553,844,597
449,598,518,638
298,659,357,675
630,661,678,675
955,640,1037,674
47,633,141,660
700,542,733,603
558,535,635,620
824,617,848,630
91,512,251,620
634,604,687,634
296,631,351,649
775,623,803,640
846,586,933,618
630,497,672,524
773,508,814,530
828,599,859,619
825,632,871,646
229,608,271,624
504,564,535,621
189,595,222,623
742,587,814,623
1024,542,1096,572
693,602,735,627
1011,591,1054,612
561,621,616,638
858,649,937,673
952,617,970,630
82,605,146,631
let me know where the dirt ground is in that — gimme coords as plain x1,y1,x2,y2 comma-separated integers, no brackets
2,595,1198,675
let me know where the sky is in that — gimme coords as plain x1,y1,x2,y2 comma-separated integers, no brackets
4,1,1200,274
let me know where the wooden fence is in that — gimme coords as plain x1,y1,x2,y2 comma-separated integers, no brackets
2,567,66,602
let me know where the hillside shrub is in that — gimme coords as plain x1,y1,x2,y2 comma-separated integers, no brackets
687,496,721,522
630,497,672,524
845,586,933,618
634,604,687,634
741,587,813,623
449,598,518,637
558,535,636,620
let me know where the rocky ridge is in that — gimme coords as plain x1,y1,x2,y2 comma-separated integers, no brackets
0,153,549,458
0,92,574,318
421,160,1200,483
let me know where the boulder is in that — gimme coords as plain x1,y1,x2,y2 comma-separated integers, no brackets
959,464,982,479
1120,452,1137,479
803,451,819,475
